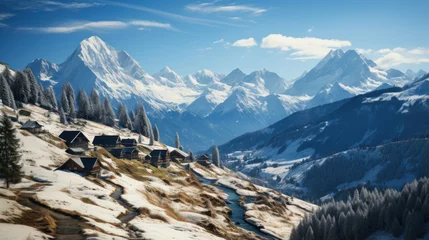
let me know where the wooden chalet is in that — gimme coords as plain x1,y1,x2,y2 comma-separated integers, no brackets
169,148,189,163
59,130,90,149
123,147,140,160
197,154,211,166
56,157,102,177
109,148,124,158
121,138,137,147
149,150,170,168
92,135,121,149
20,120,43,134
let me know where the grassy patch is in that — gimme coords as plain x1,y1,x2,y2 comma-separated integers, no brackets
20,130,32,136
80,197,98,206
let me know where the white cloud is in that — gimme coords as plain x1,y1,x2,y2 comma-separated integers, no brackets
11,1,102,11
198,47,213,52
40,1,103,10
129,20,173,30
260,34,352,59
213,39,224,44
232,37,257,47
375,52,429,68
19,21,127,33
186,2,266,15
0,23,7,28
19,20,175,33
230,17,241,20
307,27,313,33
356,48,373,54
0,13,14,21
409,47,429,55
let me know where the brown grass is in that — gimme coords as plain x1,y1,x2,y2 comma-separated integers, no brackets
80,197,98,206
20,130,32,136
13,208,56,234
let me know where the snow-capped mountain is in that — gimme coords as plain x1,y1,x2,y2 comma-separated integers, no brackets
153,66,185,87
193,69,225,85
187,81,231,117
26,58,59,88
218,73,429,198
406,69,427,80
287,49,411,98
241,69,290,95
306,82,354,108
221,68,246,86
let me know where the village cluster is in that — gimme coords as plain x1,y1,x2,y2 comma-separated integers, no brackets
18,113,213,178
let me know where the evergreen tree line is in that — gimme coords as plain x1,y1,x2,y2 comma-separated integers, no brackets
290,178,429,240
0,111,22,188
0,67,57,110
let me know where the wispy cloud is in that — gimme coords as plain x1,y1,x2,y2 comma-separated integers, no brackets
307,27,313,33
357,47,429,68
186,2,267,15
103,1,245,27
18,20,175,33
197,47,213,52
11,1,103,11
232,37,257,47
261,34,352,59
0,13,15,27
129,20,174,30
213,39,224,44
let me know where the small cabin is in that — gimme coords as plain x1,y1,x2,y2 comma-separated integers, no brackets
149,150,170,168
20,120,43,134
197,154,211,167
169,148,189,163
18,109,31,117
123,147,140,160
59,130,90,149
121,138,137,147
56,157,102,177
109,148,124,158
92,135,122,149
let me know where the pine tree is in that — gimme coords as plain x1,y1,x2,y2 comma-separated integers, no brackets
118,102,131,129
59,107,67,125
0,111,22,188
37,83,49,108
138,134,142,144
24,68,39,104
149,128,154,146
12,71,30,103
212,145,220,167
61,82,76,117
153,124,159,142
188,149,195,162
77,89,91,119
129,110,135,122
90,89,102,122
0,74,16,109
390,217,403,237
175,132,180,149
44,86,57,110
2,66,14,86
305,227,314,240
134,103,150,136
103,98,116,127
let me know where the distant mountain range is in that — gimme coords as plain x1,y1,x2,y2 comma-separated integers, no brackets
21,36,426,151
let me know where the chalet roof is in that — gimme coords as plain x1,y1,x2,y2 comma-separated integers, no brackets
166,146,189,158
93,135,121,146
21,120,43,129
59,130,89,144
68,157,99,171
150,149,168,160
121,138,137,145
109,148,123,156
123,147,139,154
197,154,210,161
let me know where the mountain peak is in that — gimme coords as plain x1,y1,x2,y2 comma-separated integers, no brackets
160,66,173,73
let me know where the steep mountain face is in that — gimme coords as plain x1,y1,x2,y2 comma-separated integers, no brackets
153,66,186,87
242,69,290,95
221,68,245,86
187,81,231,117
287,49,411,98
306,82,354,108
26,58,59,88
193,69,225,85
220,74,429,198
406,69,427,80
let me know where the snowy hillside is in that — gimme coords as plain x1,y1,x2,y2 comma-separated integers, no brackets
0,104,314,240
219,74,429,199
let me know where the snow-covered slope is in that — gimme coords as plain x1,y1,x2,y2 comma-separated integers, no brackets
306,82,354,108
287,50,412,99
25,58,59,88
187,81,231,117
221,68,246,86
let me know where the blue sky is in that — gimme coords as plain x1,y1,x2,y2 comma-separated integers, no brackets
0,0,428,80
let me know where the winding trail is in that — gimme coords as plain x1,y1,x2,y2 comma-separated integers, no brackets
194,172,279,240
